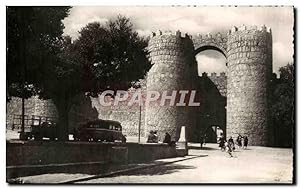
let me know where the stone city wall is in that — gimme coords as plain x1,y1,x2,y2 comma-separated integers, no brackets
7,94,146,137
90,87,146,138
199,72,227,97
6,96,58,129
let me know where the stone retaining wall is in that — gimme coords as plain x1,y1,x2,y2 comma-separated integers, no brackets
7,141,178,178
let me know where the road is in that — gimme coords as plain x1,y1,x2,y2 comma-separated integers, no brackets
78,143,293,184
10,141,293,184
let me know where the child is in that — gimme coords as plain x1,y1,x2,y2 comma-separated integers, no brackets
225,142,233,158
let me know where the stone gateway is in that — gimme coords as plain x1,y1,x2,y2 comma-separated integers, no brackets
146,25,272,146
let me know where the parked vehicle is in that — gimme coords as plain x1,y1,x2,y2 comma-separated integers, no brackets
19,121,58,141
30,121,58,141
73,119,126,143
13,114,58,141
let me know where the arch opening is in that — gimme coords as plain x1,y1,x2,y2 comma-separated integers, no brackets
190,47,227,143
195,48,227,76
195,45,227,58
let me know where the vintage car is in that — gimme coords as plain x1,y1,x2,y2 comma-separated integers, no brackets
73,119,126,143
30,121,58,141
18,121,58,141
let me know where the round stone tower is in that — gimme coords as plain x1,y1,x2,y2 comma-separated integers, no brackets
145,30,197,141
226,25,272,146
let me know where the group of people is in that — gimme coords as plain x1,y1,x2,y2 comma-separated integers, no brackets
236,135,248,149
218,134,249,157
147,130,174,145
147,130,159,143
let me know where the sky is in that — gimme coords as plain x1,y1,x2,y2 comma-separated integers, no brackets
63,6,294,75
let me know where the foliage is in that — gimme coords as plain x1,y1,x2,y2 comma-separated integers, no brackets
74,15,151,95
7,6,71,99
271,63,294,126
269,63,294,146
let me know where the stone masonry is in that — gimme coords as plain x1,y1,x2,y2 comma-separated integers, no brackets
226,25,272,146
6,96,58,129
146,31,198,141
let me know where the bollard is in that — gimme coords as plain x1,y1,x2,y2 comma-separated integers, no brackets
176,126,188,156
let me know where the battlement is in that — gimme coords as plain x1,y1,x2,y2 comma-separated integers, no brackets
192,31,228,56
194,32,226,41
199,72,227,78
228,24,272,35
199,72,279,80
150,30,192,39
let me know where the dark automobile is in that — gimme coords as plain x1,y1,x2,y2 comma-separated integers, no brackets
31,121,58,140
18,121,58,141
73,119,126,143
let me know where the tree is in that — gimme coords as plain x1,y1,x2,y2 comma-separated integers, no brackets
8,10,151,140
269,63,294,147
7,7,71,139
75,16,151,94
39,15,151,140
7,7,71,98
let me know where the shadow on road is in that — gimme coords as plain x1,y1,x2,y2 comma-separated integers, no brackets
188,146,217,150
8,156,208,182
7,163,136,180
125,164,197,176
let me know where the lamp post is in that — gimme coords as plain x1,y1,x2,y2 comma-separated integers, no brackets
19,8,27,140
138,104,141,143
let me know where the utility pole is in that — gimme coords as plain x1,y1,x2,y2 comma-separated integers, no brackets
138,104,141,143
20,8,27,140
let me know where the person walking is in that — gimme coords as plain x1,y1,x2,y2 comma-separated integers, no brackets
228,136,235,151
225,141,233,158
199,135,204,148
236,135,242,149
203,134,207,146
241,136,245,149
243,136,248,149
218,134,225,151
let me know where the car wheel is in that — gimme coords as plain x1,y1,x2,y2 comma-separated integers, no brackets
34,134,42,141
107,136,114,142
81,136,89,142
19,133,28,140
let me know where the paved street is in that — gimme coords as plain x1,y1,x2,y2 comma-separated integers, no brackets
78,143,293,184
11,142,293,184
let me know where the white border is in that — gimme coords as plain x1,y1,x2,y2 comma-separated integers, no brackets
1,1,298,189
